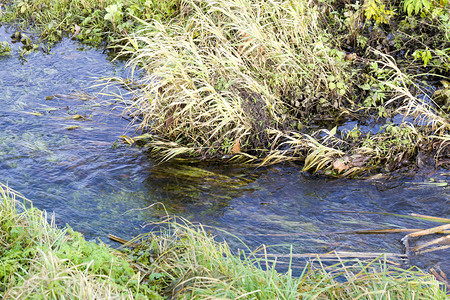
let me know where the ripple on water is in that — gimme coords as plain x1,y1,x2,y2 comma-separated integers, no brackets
0,26,448,276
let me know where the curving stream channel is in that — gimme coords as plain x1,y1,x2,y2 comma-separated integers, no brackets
0,26,448,276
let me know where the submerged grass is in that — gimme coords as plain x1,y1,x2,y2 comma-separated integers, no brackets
1,183,447,299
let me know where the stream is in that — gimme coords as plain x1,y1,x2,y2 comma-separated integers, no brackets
0,26,448,276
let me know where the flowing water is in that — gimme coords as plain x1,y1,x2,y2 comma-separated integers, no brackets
0,26,448,276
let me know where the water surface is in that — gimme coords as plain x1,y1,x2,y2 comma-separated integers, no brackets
0,26,448,276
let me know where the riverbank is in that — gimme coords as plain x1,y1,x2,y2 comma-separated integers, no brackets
0,183,447,298
0,2,448,298
0,0,448,176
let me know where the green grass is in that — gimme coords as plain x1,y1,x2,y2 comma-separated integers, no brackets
0,183,158,299
0,0,180,45
1,183,447,299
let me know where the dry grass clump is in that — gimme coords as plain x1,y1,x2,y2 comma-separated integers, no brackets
118,0,353,160
117,0,448,173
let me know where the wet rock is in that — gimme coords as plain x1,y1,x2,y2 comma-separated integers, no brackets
416,151,434,169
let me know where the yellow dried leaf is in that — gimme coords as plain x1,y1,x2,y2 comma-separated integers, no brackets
332,159,348,173
24,111,43,116
231,139,240,154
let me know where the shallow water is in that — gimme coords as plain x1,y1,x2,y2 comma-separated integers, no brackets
0,26,448,276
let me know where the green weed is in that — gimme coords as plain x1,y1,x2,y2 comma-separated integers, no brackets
0,183,157,299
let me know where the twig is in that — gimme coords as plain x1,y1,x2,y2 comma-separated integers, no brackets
108,234,138,247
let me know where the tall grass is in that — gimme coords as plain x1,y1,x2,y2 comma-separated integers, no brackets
128,216,448,299
130,218,303,298
117,0,449,173
118,0,353,160
0,183,144,299
1,183,447,298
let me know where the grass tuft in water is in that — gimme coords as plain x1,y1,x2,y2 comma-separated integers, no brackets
112,0,449,174
115,0,354,161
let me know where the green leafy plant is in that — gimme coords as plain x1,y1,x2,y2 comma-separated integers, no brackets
404,0,432,15
17,1,29,14
105,2,124,31
328,74,347,96
413,48,433,66
363,0,395,24
402,0,449,16
0,41,11,56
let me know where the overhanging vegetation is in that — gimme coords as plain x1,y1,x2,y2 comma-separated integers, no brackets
1,0,449,176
